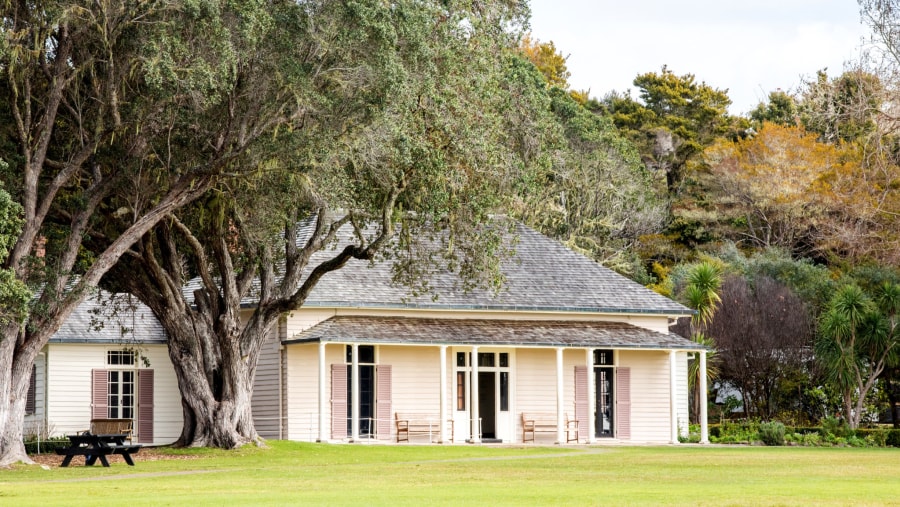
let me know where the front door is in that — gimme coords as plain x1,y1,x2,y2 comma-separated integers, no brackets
595,367,614,438
347,364,375,437
478,372,496,439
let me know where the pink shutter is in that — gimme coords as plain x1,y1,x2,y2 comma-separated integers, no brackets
26,366,36,415
92,369,108,419
376,365,392,440
138,369,154,443
574,366,588,443
615,367,631,440
331,365,347,439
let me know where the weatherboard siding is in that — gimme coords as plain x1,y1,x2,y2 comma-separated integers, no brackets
44,343,182,445
251,324,282,439
618,350,671,443
381,346,442,440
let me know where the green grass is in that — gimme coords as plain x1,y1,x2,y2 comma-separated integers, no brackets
3,442,899,506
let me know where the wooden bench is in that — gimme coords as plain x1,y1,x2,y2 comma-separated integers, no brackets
395,413,454,443
521,412,579,443
88,418,134,442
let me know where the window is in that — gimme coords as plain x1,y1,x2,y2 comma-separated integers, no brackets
594,349,614,366
499,371,509,412
108,350,135,366
107,370,134,419
456,352,467,367
106,350,136,419
456,372,466,411
346,345,375,364
477,352,495,367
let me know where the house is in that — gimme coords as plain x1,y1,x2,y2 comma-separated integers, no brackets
24,221,708,447
251,222,709,444
25,291,183,445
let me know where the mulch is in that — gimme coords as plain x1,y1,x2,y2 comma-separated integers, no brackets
29,447,200,468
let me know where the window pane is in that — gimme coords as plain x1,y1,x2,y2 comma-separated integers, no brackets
456,352,466,367
477,352,494,367
456,372,466,411
500,372,509,411
499,353,509,368
358,345,375,364
594,349,613,366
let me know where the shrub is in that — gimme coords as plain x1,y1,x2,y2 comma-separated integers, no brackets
887,429,900,448
24,437,69,455
820,416,852,439
758,421,786,446
801,432,823,446
855,429,888,447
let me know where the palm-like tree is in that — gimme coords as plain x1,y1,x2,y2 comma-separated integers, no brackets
816,283,900,428
683,261,723,423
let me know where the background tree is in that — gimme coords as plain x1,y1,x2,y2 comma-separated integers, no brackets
99,0,532,449
749,90,800,128
508,56,667,276
671,260,723,423
704,122,862,258
710,275,814,420
600,66,742,193
816,283,900,428
519,34,571,89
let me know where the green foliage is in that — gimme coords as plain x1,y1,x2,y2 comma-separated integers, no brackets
507,54,666,277
0,180,30,326
887,429,900,447
599,66,744,193
750,90,799,127
820,416,853,439
758,421,786,446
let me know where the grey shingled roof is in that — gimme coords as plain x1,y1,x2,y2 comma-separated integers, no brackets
255,220,692,315
284,316,703,350
183,219,692,316
49,291,167,344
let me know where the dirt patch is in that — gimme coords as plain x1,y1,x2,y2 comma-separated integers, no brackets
29,447,201,468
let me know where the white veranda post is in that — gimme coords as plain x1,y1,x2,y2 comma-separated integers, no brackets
439,345,448,444
669,350,678,444
318,341,327,442
470,346,480,443
700,350,709,444
351,343,360,442
556,347,564,444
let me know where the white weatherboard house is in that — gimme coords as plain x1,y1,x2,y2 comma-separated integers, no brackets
251,223,708,444
25,292,183,445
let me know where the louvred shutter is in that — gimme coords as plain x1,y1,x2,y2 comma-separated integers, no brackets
376,365,392,440
92,369,108,419
25,366,36,415
138,369,154,443
331,365,347,439
574,366,588,443
615,367,631,440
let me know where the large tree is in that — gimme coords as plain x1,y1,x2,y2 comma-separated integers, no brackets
816,283,900,428
600,66,742,193
99,0,533,449
0,0,338,465
711,275,814,420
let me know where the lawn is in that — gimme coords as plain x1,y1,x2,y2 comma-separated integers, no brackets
2,442,898,506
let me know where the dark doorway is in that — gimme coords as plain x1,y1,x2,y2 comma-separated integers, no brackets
478,372,496,439
595,367,614,438
347,364,375,437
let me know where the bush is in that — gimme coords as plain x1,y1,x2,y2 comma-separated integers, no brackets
820,416,852,439
887,429,900,448
24,437,69,455
801,432,823,446
854,429,888,447
758,421,786,446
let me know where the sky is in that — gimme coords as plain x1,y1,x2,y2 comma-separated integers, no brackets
527,0,870,114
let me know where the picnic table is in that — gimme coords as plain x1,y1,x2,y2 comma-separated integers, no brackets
56,433,142,467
